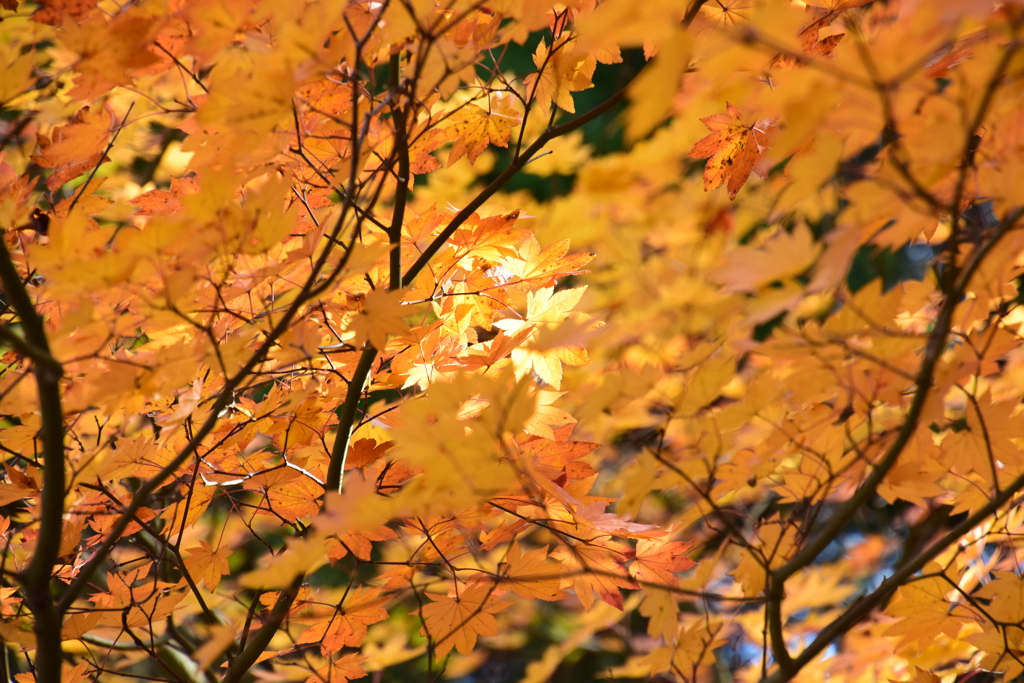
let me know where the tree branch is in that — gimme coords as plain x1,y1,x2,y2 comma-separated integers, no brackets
402,83,629,286
325,346,378,494
388,52,411,291
764,206,1024,678
0,238,65,683
221,574,304,683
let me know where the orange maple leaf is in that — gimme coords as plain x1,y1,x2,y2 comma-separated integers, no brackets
415,585,511,659
304,654,366,683
345,438,393,470
326,526,398,563
31,0,98,25
499,543,565,601
297,587,389,653
552,541,635,611
688,102,778,199
131,175,199,216
346,289,412,351
31,107,112,191
630,538,696,589
181,541,231,590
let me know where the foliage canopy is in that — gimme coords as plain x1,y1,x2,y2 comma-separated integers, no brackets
1,1,1024,682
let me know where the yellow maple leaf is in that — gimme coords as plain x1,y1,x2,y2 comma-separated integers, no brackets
524,37,596,113
709,223,821,294
446,93,522,166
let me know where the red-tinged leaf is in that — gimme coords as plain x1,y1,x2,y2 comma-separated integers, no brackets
31,0,98,25
521,437,599,469
415,585,512,659
630,539,696,589
688,102,778,199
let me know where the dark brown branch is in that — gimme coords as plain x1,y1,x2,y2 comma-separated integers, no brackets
221,574,304,683
0,237,65,683
388,52,411,291
764,206,1024,677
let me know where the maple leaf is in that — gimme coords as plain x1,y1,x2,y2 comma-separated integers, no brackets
31,0,98,25
885,568,969,649
264,471,324,521
524,286,588,325
62,10,163,100
709,223,820,293
445,94,522,167
131,175,199,216
493,288,590,388
0,468,35,507
552,541,635,611
304,654,367,683
415,585,511,659
499,543,565,601
630,538,696,589
30,107,112,191
345,438,393,470
520,434,599,482
639,588,678,641
297,587,389,653
688,102,778,199
524,37,597,113
346,289,413,351
327,526,399,563
408,126,449,174
181,541,231,590
500,235,594,288
523,390,577,440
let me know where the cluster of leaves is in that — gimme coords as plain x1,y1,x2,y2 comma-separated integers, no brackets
0,1,1023,682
